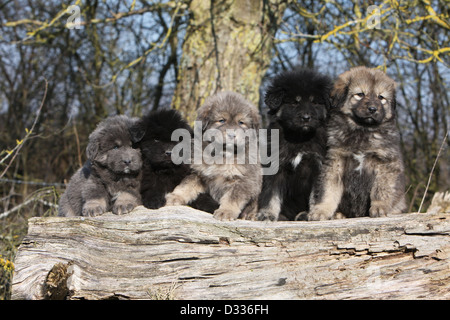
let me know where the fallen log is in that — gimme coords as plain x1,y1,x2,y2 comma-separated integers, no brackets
11,205,450,300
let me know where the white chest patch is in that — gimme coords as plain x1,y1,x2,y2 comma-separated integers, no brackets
373,133,382,140
291,153,303,169
353,153,365,174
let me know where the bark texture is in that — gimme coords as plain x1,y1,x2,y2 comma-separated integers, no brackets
172,0,287,122
12,204,450,300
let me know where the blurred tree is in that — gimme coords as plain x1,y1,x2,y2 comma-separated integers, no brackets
172,0,288,122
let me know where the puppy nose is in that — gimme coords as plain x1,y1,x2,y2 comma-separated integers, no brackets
123,159,131,165
302,114,311,122
368,106,377,114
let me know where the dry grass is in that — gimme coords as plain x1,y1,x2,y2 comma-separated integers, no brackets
0,187,60,299
147,280,179,300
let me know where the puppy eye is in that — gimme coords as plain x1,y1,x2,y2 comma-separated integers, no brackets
218,119,226,124
353,93,364,100
378,95,387,104
238,120,245,126
113,146,119,150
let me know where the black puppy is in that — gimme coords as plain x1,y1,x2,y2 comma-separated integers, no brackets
257,68,332,221
131,109,218,211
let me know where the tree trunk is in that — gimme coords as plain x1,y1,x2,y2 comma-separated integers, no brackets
172,0,287,122
12,205,450,300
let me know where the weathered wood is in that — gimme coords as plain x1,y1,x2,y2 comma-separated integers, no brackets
12,205,450,300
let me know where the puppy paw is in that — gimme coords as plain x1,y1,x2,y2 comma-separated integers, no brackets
112,202,136,215
242,212,257,221
213,208,240,221
82,200,107,217
112,192,139,215
333,212,346,219
369,203,389,218
307,208,333,221
165,193,186,206
256,210,279,221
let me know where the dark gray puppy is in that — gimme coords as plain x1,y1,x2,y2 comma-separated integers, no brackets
58,115,143,217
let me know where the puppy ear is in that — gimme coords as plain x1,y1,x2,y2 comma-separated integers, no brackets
323,92,332,111
391,94,397,110
264,86,284,115
201,120,209,132
86,138,98,161
196,105,212,132
250,110,261,131
319,94,330,120
331,74,350,109
86,137,107,165
129,120,146,144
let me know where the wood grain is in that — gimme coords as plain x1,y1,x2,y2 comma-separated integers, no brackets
12,205,450,300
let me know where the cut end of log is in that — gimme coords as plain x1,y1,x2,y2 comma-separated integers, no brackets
44,262,73,300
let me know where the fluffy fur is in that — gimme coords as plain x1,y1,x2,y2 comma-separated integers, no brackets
308,66,406,220
165,91,262,220
58,115,142,217
130,109,218,212
257,68,332,221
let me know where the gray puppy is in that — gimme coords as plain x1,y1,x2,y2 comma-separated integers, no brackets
58,115,143,217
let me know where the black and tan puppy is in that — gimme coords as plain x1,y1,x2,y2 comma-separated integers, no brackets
257,68,331,221
308,66,406,220
130,109,218,212
165,91,262,220
58,115,142,217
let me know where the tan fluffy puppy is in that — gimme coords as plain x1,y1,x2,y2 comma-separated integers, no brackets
308,67,406,220
165,91,262,220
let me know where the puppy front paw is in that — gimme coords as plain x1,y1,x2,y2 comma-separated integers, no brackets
213,208,240,221
165,193,186,206
82,199,107,217
256,209,279,221
307,207,334,221
112,192,139,215
369,202,389,218
112,202,136,215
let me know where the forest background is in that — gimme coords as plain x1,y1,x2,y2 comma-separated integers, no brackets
0,0,448,299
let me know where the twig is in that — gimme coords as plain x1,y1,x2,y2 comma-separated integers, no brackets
407,183,421,213
417,131,449,213
72,119,83,168
0,78,48,179
0,197,36,219
0,189,56,219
